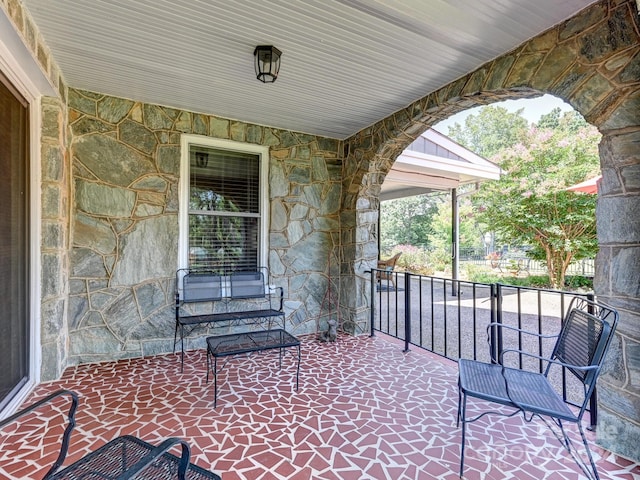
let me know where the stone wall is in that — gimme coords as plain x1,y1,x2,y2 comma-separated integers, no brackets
40,96,70,381
2,0,65,96
340,0,640,462
66,89,341,365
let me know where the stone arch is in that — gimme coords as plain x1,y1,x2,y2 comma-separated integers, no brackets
340,0,640,461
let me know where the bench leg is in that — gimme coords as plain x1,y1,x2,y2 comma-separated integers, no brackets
173,321,185,372
180,325,185,372
173,321,178,353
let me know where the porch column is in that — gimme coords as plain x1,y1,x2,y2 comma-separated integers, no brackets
594,129,640,461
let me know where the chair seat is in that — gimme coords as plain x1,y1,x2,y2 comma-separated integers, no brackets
458,359,576,422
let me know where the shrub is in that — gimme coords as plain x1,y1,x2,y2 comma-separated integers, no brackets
464,264,501,283
565,275,593,290
385,245,434,276
426,247,451,273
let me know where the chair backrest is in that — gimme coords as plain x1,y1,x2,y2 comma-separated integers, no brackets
378,252,401,270
551,296,618,390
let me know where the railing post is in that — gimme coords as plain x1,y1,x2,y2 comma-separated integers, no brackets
370,269,376,337
490,283,503,364
586,292,598,428
404,271,411,352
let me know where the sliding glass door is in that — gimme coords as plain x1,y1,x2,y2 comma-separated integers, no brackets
0,71,30,409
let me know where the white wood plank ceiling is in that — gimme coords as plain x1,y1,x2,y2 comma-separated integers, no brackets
22,0,598,139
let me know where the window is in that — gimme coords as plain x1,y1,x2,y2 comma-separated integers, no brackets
179,136,268,272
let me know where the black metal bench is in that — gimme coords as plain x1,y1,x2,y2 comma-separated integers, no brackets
0,390,221,479
174,268,285,370
206,329,301,407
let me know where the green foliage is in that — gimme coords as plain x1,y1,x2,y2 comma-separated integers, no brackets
466,265,564,288
380,194,440,252
536,107,562,130
387,245,434,275
565,275,593,290
473,109,601,288
463,264,501,284
426,247,451,273
446,106,529,158
381,103,600,291
463,267,586,289
427,193,485,251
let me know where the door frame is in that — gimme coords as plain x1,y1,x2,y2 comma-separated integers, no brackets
0,7,57,415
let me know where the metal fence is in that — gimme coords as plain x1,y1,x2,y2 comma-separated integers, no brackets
370,269,598,423
459,247,595,277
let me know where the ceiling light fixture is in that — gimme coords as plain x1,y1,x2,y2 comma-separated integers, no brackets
254,45,282,83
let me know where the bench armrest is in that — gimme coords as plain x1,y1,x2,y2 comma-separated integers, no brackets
270,285,284,312
0,390,79,479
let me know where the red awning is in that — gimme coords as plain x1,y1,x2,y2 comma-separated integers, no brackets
566,175,601,194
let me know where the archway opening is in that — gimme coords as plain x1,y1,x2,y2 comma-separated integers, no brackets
379,94,601,291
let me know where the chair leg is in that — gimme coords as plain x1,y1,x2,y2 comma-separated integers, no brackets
577,422,601,480
456,386,462,427
544,416,601,480
459,391,468,478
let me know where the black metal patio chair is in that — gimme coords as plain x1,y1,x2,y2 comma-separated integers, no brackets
456,296,618,479
0,389,221,479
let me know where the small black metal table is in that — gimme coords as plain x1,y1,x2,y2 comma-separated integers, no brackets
51,435,221,479
206,329,301,407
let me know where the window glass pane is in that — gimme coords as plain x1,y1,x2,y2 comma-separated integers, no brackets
189,214,258,271
187,144,261,272
190,147,259,214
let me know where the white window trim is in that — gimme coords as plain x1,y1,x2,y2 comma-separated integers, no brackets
0,6,57,417
178,135,270,272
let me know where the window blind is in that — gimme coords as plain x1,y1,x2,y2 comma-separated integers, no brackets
188,146,260,272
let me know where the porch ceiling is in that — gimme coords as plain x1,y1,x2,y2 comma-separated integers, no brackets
22,0,598,139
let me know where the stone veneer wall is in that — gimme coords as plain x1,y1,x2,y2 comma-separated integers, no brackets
66,89,342,365
40,97,71,381
340,0,640,462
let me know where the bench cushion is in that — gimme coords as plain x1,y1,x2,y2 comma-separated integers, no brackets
182,273,223,302
230,271,266,299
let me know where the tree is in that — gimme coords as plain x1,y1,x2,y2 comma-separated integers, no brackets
537,107,589,133
474,114,601,288
446,106,529,158
379,194,440,253
427,193,484,252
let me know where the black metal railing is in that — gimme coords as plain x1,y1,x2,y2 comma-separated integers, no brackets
370,269,597,423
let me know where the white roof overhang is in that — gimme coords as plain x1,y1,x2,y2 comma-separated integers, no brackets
19,0,599,140
380,129,501,201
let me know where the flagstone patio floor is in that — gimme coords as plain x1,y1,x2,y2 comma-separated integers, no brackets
1,333,639,479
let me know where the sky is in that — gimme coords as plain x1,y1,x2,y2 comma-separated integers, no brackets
433,94,574,135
